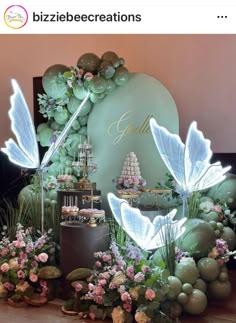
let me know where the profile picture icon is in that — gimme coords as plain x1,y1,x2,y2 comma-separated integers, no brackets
4,5,28,29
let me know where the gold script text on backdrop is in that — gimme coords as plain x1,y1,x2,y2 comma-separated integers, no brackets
107,110,153,145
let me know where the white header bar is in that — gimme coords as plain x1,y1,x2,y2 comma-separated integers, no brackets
0,3,235,34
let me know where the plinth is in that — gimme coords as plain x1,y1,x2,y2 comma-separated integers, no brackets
60,222,110,276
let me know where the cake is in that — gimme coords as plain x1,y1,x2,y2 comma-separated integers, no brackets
61,205,79,216
79,208,105,218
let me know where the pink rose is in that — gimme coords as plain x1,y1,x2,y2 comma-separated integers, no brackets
102,254,111,262
95,286,104,296
1,263,9,272
88,283,95,291
1,248,9,256
89,312,96,320
95,261,102,268
99,279,107,287
29,273,38,282
121,292,131,302
38,253,48,263
145,288,156,301
17,270,25,279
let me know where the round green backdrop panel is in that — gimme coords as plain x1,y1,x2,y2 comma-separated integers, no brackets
87,73,179,209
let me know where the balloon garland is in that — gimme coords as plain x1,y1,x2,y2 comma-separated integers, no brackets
36,51,129,191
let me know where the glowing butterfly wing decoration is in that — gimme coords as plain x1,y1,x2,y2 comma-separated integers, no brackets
149,118,186,191
157,217,187,244
120,203,156,250
184,121,230,192
2,79,90,171
107,192,128,226
1,80,40,169
152,209,177,232
150,118,231,195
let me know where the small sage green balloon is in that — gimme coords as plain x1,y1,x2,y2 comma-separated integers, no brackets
182,283,193,295
47,162,61,177
175,259,199,284
65,134,86,157
37,123,48,133
166,276,182,300
78,100,92,117
105,79,116,93
200,211,220,222
89,92,105,104
38,127,54,147
179,219,216,259
67,97,82,114
193,278,207,293
79,115,89,126
51,151,60,162
208,279,231,299
113,66,129,85
88,75,106,94
72,119,81,131
54,109,69,125
183,289,207,315
73,84,88,100
177,292,189,305
77,53,101,73
42,64,69,99
78,126,87,136
221,226,236,251
197,258,220,282
50,121,61,131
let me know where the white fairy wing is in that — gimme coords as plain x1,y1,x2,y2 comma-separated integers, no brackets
120,203,156,250
192,161,231,192
152,209,177,232
184,122,230,192
1,80,39,169
149,118,186,191
107,192,128,226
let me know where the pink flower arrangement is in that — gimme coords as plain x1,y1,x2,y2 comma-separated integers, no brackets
0,224,55,302
80,241,169,322
208,238,236,265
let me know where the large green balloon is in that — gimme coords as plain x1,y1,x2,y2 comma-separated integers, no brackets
179,219,216,259
42,64,69,99
77,53,101,73
207,173,236,208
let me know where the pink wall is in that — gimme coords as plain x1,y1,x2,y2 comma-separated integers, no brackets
1,34,236,152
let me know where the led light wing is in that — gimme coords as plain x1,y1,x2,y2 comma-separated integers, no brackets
107,192,128,226
2,79,40,169
150,118,231,195
120,202,157,250
149,118,186,191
